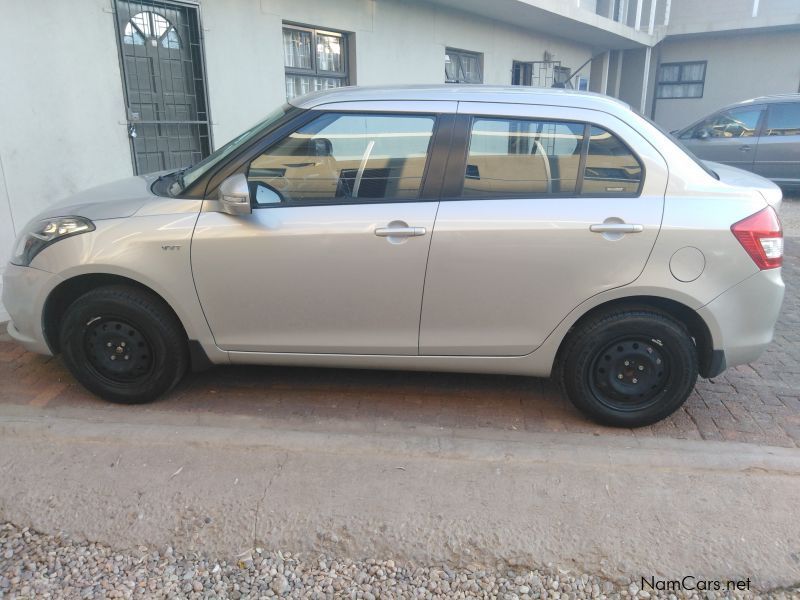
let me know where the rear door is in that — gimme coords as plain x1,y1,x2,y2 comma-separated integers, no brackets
752,101,800,188
679,105,765,171
418,103,668,356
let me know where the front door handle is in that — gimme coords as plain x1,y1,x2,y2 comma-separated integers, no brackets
740,145,752,152
589,223,644,234
374,226,426,237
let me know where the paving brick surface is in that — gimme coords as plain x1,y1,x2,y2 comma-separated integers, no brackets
1,231,798,448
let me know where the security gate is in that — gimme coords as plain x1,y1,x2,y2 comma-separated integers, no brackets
114,0,211,174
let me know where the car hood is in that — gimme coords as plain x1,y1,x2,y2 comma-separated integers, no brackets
705,161,783,210
33,172,174,221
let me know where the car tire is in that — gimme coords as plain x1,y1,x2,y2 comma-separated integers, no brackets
559,309,698,427
59,285,188,404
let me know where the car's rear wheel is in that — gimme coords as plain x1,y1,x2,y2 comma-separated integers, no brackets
59,285,188,404
559,309,698,427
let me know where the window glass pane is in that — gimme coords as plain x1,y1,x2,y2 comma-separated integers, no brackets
680,62,705,82
460,53,482,83
462,118,584,197
161,28,180,49
445,54,458,82
285,75,344,100
582,126,642,195
283,28,313,69
316,33,344,73
765,103,800,136
123,23,145,45
658,65,680,83
248,114,435,203
698,107,762,138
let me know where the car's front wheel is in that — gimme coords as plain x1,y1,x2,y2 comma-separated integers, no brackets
60,285,188,404
559,309,698,427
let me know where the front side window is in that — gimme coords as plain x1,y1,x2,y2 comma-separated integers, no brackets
764,103,800,136
680,106,763,140
462,118,584,196
656,61,706,99
445,49,483,84
582,126,643,195
248,113,436,204
283,25,348,100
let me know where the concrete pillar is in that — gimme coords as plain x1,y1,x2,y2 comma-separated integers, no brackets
640,46,652,113
589,51,611,95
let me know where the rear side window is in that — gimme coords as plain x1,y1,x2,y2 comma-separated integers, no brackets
462,117,584,197
764,103,800,136
582,126,643,195
460,118,643,197
248,112,435,205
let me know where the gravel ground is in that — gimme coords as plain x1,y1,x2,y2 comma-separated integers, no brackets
1,524,797,600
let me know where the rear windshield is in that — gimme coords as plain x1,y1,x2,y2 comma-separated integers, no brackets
636,111,719,180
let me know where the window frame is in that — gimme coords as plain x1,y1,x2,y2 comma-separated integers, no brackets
282,23,349,99
445,48,484,84
244,111,451,209
440,114,646,201
656,61,707,100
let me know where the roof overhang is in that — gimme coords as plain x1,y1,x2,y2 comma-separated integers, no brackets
422,0,655,50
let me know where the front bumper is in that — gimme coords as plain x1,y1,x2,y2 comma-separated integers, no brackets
2,263,62,355
698,267,785,371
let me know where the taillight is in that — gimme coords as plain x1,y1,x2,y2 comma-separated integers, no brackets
731,206,783,270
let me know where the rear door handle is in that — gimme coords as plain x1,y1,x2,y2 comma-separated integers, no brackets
740,145,752,152
374,226,426,237
589,223,644,234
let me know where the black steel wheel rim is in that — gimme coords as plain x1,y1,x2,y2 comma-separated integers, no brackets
83,317,155,384
589,337,671,411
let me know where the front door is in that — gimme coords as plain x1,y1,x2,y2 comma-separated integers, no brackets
419,104,668,356
116,0,211,174
191,109,448,354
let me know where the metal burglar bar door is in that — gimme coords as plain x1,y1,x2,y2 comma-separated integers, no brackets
115,0,211,174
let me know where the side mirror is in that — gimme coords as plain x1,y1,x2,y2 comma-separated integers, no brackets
218,173,251,215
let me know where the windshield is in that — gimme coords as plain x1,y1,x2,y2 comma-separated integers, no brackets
172,104,292,195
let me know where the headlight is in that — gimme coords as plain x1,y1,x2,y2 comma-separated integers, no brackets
10,216,95,267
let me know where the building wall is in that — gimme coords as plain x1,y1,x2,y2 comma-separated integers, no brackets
652,30,800,130
203,0,594,145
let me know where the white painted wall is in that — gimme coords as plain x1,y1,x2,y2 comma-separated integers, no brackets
202,0,593,146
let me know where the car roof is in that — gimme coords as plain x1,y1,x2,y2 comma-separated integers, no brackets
730,93,800,107
289,84,632,115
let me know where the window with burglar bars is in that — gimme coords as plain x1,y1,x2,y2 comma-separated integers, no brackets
445,48,483,84
283,25,349,100
657,61,707,99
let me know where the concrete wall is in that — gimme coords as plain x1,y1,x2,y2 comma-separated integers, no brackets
203,0,593,145
652,30,800,130
667,0,800,35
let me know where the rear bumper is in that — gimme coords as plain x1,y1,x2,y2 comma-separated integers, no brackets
2,263,61,355
698,267,785,372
